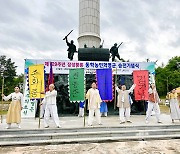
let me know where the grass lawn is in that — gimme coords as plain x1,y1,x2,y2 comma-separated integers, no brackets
0,110,8,115
0,101,9,115
159,104,170,114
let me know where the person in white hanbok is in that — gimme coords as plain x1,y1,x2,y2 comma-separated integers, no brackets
2,86,24,129
116,84,136,124
78,101,84,117
167,89,180,123
145,83,162,124
40,84,61,128
86,82,102,126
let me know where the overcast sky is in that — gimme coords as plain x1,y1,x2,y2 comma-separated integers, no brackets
0,0,180,74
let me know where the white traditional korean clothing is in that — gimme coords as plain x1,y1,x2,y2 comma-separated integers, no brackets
86,88,102,125
116,85,135,123
168,93,180,120
146,88,161,123
3,92,23,127
42,90,60,128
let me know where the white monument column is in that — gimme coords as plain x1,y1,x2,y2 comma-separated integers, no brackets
78,0,101,48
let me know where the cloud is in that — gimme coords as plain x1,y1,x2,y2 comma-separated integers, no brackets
101,0,180,65
0,0,179,74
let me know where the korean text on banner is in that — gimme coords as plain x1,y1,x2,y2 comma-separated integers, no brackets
133,70,149,101
21,77,37,118
29,64,45,99
69,68,85,101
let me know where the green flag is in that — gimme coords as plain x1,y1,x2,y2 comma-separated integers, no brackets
69,68,85,101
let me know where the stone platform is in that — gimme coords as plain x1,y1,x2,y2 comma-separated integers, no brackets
0,114,177,129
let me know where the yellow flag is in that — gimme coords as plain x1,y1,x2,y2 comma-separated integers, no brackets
29,64,45,99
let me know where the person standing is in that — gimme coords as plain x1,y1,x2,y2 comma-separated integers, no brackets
41,84,61,128
2,86,23,129
116,84,136,124
78,101,84,117
86,82,102,126
167,89,180,123
100,101,108,117
145,83,162,124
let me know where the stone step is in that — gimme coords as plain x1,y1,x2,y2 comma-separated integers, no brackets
0,125,180,146
0,128,180,142
0,124,180,135
0,134,180,146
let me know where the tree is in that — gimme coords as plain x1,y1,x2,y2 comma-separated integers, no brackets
14,74,24,91
166,56,180,71
0,55,17,94
155,56,180,97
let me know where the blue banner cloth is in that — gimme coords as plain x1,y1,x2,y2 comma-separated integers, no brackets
100,102,108,113
96,69,113,101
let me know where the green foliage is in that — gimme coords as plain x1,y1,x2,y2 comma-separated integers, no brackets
0,110,8,115
0,55,23,95
155,56,180,97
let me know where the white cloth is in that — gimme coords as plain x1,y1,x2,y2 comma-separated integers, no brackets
146,101,161,122
3,92,24,107
78,107,84,117
116,85,135,121
42,90,60,127
40,102,46,118
116,84,135,107
101,112,107,117
86,88,102,125
104,112,107,117
44,104,60,127
121,91,125,103
119,106,131,122
169,99,180,120
88,109,101,125
43,90,57,105
86,88,102,110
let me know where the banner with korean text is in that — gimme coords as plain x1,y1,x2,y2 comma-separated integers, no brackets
21,77,37,118
29,64,45,99
133,70,149,101
69,68,85,101
25,59,155,75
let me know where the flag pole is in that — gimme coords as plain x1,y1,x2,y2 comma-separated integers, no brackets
83,74,86,127
114,68,117,110
1,76,4,123
38,80,42,128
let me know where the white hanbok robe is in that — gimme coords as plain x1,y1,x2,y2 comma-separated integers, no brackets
3,92,24,124
42,90,60,127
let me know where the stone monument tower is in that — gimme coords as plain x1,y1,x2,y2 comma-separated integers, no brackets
78,0,101,48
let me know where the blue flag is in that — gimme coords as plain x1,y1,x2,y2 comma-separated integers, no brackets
96,69,113,101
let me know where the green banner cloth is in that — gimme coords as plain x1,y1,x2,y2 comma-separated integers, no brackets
69,68,85,101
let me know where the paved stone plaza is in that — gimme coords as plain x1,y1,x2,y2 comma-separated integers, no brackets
0,114,178,130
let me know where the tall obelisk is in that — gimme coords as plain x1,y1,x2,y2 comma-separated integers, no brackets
78,0,101,48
